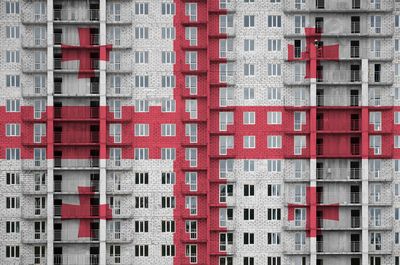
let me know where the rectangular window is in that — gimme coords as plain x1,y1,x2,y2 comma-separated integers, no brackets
6,173,19,185
134,197,149,208
5,51,20,63
162,172,176,184
244,87,255,100
161,27,175,39
185,3,197,21
267,160,282,172
6,26,19,39
161,3,175,15
244,184,255,196
6,1,20,14
134,245,149,257
268,64,281,76
134,51,149,64
134,148,149,160
244,15,255,27
244,39,255,52
161,220,175,232
267,184,281,196
162,196,176,208
243,112,255,125
135,3,149,15
267,16,281,27
135,100,149,112
134,27,149,39
6,221,20,233
161,124,176,137
161,245,175,257
267,112,282,124
267,208,281,220
5,124,20,136
134,221,149,232
243,136,256,148
267,135,282,148
267,233,281,245
6,148,20,160
162,51,176,64
162,99,176,112
244,233,255,245
185,27,198,46
267,39,282,51
6,196,20,209
161,75,175,88
161,148,176,160
135,172,149,184
134,124,149,137
5,245,19,258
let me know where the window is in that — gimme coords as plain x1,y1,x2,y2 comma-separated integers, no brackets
395,112,400,124
186,244,198,263
267,160,282,172
185,99,197,118
369,112,382,131
162,51,176,64
396,39,400,52
396,136,400,149
185,172,198,191
6,51,20,63
244,233,254,245
185,75,198,95
134,124,149,136
6,173,19,185
34,27,46,46
134,27,149,39
135,197,149,208
294,111,306,130
6,1,19,14
6,99,20,112
219,112,234,131
135,3,149,15
161,148,176,160
111,75,121,94
185,124,198,143
162,27,175,39
267,184,281,197
6,148,20,160
109,124,121,143
34,221,45,240
370,232,382,250
244,15,255,27
110,4,121,21
185,196,197,215
267,208,281,220
219,87,234,107
220,159,234,178
369,135,382,155
294,135,307,155
134,221,149,233
185,27,197,46
219,208,234,227
185,51,197,70
220,39,234,58
219,232,234,251
244,64,255,76
267,136,282,148
244,160,255,172
295,232,306,250
220,257,234,265
34,75,46,93
162,196,176,208
294,15,305,33
6,221,19,233
162,99,176,112
135,75,149,88
5,245,19,258
371,16,381,33
134,245,149,257
267,16,281,27
219,184,233,202
162,75,175,88
396,208,400,220
243,136,256,148
244,39,255,52
34,148,46,166
6,196,20,209
185,148,198,167
244,257,255,265
219,63,234,82
370,208,381,226
244,184,255,196
161,245,175,257
134,51,149,64
267,233,281,245
267,257,281,265
267,112,282,124
244,87,255,100
243,112,255,125
185,3,197,21
135,172,149,185
268,64,281,76
161,124,176,136
134,148,149,160
109,245,121,264
135,100,149,112
6,26,19,39
5,124,20,136
267,39,281,51
161,220,175,232
6,75,20,88
220,136,234,155
161,3,175,15
244,208,254,220
219,15,234,33
162,172,176,184
267,87,282,100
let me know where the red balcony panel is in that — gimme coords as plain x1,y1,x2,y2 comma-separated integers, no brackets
54,106,100,120
53,146,100,159
316,110,361,132
316,135,361,158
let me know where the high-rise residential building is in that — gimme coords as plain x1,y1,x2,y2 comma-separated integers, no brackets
2,0,400,265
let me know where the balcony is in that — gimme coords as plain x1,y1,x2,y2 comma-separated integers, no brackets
53,9,99,22
21,10,47,24
54,131,100,145
54,58,99,71
54,254,99,265
316,167,361,181
317,144,360,157
317,118,360,132
54,107,99,120
54,180,99,193
317,240,361,253
317,70,361,84
21,230,47,244
317,191,360,205
22,182,47,195
54,158,100,169
21,84,47,97
54,82,99,96
282,0,393,12
54,33,99,46
54,229,99,242
54,205,100,218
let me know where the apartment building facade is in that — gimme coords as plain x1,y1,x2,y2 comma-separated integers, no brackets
2,0,400,265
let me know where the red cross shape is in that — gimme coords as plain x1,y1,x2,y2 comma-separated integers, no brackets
288,186,339,237
61,28,113,79
287,27,339,79
61,186,112,238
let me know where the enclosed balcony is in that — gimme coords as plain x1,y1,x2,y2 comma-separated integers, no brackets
54,254,99,265
54,158,100,169
53,9,99,22
54,131,100,145
54,179,99,194
54,229,99,242
54,58,99,71
54,205,100,218
316,167,361,181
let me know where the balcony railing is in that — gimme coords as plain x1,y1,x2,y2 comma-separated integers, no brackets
54,180,99,193
54,254,99,265
317,70,361,83
54,33,99,46
317,241,361,253
54,107,99,120
316,191,360,204
53,9,99,22
317,119,360,131
54,58,99,71
283,0,393,11
54,229,99,241
54,131,100,144
351,216,361,228
316,168,361,180
316,144,360,156
54,158,100,169
54,205,100,218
